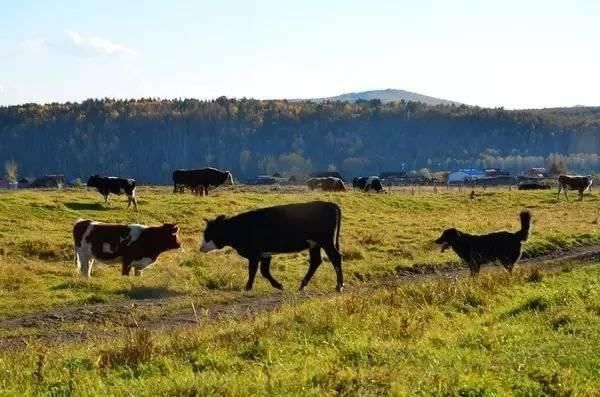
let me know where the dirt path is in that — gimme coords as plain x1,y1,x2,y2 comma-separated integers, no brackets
1,245,599,350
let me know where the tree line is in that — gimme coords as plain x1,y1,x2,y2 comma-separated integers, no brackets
1,98,599,183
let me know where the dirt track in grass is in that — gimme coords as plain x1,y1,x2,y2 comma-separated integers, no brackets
1,244,599,350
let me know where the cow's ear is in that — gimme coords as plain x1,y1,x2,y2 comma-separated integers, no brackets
203,217,210,223
216,215,226,222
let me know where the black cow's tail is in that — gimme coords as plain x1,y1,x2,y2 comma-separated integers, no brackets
516,210,532,241
334,204,342,251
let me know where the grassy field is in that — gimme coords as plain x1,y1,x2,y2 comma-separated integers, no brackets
0,186,599,395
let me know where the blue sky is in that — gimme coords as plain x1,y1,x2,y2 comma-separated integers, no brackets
0,0,598,108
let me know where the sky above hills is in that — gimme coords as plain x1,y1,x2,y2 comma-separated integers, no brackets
1,0,599,109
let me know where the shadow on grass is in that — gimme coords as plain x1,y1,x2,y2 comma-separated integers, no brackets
118,286,181,300
65,202,109,211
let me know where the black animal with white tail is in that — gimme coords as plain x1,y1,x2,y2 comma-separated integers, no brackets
435,211,532,275
87,175,138,209
199,201,344,292
557,175,593,201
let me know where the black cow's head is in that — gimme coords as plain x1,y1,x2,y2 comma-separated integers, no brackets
434,228,461,252
86,174,101,188
199,215,227,252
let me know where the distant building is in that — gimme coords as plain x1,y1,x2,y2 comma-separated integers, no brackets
448,168,485,184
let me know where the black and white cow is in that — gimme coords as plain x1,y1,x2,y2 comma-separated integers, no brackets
557,175,593,201
199,201,344,292
73,219,181,277
352,176,383,192
87,175,138,209
173,168,234,195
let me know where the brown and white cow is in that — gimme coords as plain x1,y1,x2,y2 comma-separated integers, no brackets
73,219,181,277
557,175,593,201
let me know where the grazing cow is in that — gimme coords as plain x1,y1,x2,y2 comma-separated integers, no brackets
557,175,593,201
73,220,181,277
307,178,322,191
173,168,234,195
87,175,138,209
307,177,346,192
352,176,383,192
199,201,344,292
321,177,346,192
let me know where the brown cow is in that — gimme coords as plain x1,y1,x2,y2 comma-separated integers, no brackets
73,220,181,277
557,175,593,201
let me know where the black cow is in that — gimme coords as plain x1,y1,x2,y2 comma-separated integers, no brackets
173,168,233,195
199,201,344,292
557,175,593,201
86,175,137,209
352,176,383,192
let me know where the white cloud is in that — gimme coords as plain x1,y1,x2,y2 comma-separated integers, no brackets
64,30,137,59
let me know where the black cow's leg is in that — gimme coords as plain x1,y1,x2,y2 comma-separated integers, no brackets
245,258,259,291
557,186,561,201
579,189,584,201
260,256,283,290
204,186,209,196
323,245,344,292
104,194,110,206
564,188,569,201
122,261,131,276
300,247,322,291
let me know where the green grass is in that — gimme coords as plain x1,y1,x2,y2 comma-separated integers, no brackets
0,186,598,318
2,263,600,395
0,186,599,395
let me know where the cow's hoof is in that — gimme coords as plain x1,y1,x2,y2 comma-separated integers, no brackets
244,285,253,291
336,284,345,293
273,283,284,290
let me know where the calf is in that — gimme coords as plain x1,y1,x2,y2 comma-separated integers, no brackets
73,220,181,277
87,175,138,209
557,175,593,201
199,201,344,292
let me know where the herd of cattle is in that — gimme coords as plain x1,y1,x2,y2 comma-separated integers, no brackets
72,168,594,292
85,168,388,206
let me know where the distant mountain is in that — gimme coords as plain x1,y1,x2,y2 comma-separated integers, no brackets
312,89,461,106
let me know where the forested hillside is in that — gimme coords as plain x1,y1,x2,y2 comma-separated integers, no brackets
1,98,599,184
